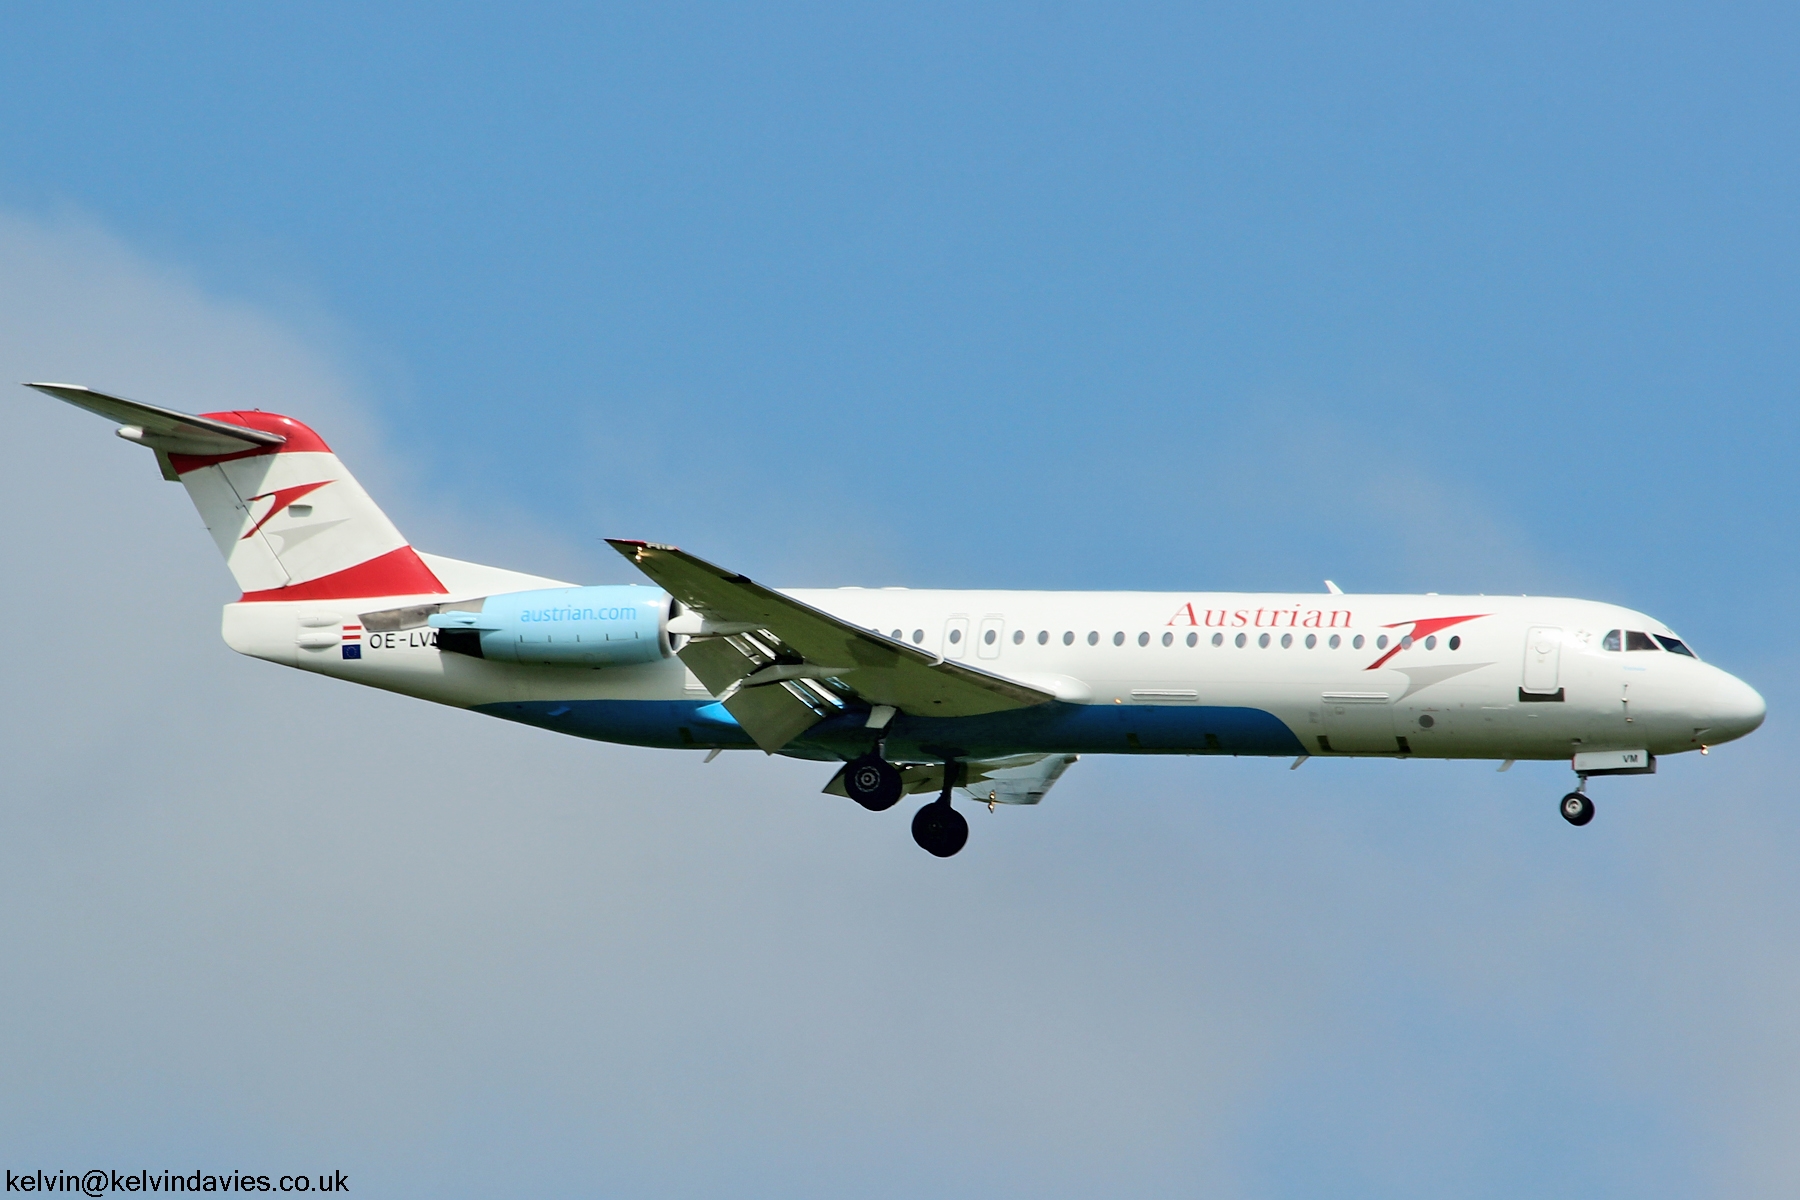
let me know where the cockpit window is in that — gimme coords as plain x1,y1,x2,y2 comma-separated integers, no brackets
1625,630,1660,651
1602,629,1621,651
1654,634,1696,658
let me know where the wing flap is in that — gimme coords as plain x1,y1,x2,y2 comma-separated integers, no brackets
723,682,833,753
824,753,1079,805
678,636,760,696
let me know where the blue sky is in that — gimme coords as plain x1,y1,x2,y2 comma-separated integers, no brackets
0,5,1796,1197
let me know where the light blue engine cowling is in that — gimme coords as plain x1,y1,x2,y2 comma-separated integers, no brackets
428,585,671,666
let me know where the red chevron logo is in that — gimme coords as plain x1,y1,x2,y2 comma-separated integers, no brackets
1365,613,1489,670
240,480,332,540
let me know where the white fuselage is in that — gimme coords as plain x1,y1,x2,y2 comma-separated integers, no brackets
222,579,1766,763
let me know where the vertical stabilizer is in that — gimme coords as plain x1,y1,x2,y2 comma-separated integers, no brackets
29,384,446,602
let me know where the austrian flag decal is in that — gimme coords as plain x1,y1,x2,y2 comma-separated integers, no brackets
342,624,362,660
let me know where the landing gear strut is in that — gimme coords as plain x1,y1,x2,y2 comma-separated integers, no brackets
911,763,969,857
1561,790,1594,826
843,753,902,811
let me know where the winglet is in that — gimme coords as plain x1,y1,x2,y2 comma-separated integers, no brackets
1324,579,1344,594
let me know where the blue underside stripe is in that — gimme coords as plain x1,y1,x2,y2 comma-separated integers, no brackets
471,698,1306,758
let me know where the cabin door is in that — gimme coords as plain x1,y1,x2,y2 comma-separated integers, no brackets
1522,626,1563,696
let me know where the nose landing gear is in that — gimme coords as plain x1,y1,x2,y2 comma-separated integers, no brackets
1559,767,1597,826
1560,791,1595,826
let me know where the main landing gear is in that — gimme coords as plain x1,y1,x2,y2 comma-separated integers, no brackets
912,766,969,858
843,752,903,812
842,749,969,857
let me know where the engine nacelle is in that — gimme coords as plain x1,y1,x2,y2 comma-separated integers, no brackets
428,585,673,666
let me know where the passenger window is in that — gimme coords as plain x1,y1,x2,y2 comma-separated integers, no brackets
1138,632,1150,646
890,629,902,640
1602,629,1621,651
1038,630,1049,645
1162,632,1173,647
1113,632,1125,646
1188,632,1199,647
1211,632,1222,646
1424,635,1436,649
1258,633,1271,648
1328,634,1340,649
1655,635,1696,658
1064,631,1074,645
983,629,996,645
912,629,924,644
1013,629,1024,644
1448,636,1460,650
1235,633,1247,648
948,628,962,644
1280,633,1292,648
1353,635,1365,649
1376,635,1389,649
1305,633,1317,648
1088,631,1099,646
1626,630,1660,651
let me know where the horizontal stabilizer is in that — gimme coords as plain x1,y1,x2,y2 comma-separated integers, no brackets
27,383,287,456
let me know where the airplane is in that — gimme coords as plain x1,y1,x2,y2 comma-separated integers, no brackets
26,383,1767,856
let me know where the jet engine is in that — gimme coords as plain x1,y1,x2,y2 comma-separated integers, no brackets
427,585,674,666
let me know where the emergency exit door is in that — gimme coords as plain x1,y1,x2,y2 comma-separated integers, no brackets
977,616,1005,659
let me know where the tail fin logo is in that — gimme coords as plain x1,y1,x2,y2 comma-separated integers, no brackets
241,481,333,540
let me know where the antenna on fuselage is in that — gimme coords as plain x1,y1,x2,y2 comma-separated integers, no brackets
1324,580,1344,594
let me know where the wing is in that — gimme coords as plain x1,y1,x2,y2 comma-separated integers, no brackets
608,539,1054,751
824,753,1079,805
29,383,286,480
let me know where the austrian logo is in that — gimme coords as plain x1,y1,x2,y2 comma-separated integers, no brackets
1165,603,1353,630
1166,603,1490,669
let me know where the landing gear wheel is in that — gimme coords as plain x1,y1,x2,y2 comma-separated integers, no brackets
1561,791,1595,826
911,801,969,857
843,754,903,811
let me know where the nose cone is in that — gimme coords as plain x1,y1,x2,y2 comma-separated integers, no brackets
1706,671,1766,743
